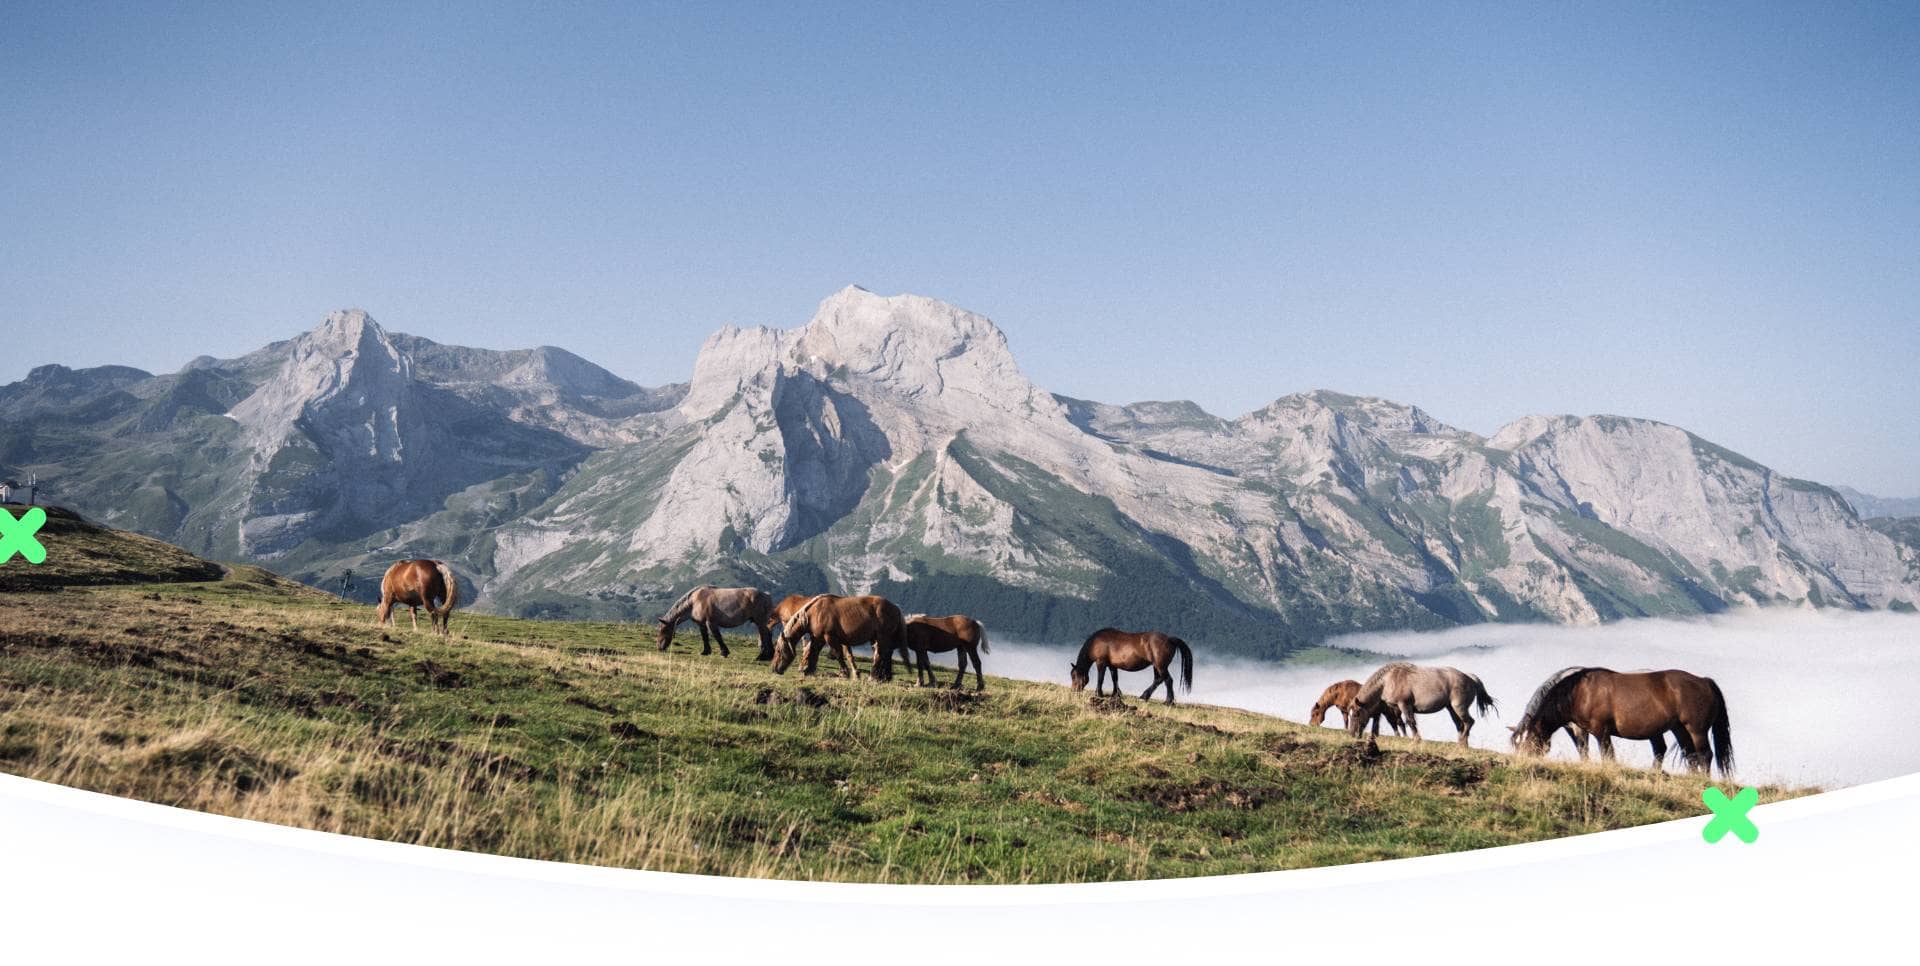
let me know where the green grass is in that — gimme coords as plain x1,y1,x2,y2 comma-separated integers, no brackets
0,504,225,590
0,520,1806,883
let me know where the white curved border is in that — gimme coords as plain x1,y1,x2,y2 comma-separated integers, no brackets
2,771,1907,958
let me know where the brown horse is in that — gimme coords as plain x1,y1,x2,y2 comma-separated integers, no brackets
1068,628,1193,705
771,594,907,681
770,593,850,672
1347,662,1496,746
657,585,775,658
1309,679,1405,735
376,559,459,637
897,614,990,689
1511,667,1734,778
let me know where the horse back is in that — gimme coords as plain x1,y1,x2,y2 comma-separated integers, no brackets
904,614,978,651
382,559,444,606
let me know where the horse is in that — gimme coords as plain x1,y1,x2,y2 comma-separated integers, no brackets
1510,667,1733,778
656,585,775,658
1347,662,1495,747
770,593,849,673
1068,628,1193,706
376,559,459,637
896,614,990,689
771,594,907,681
1308,679,1405,735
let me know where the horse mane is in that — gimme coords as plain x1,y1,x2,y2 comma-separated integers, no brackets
791,593,825,625
1074,628,1120,666
1358,661,1413,697
660,585,707,622
1519,667,1599,739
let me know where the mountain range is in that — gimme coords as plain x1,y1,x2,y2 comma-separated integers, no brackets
6,287,1917,658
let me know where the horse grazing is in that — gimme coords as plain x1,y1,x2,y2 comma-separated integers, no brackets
1309,679,1405,735
1511,667,1733,778
376,559,460,637
771,594,907,681
1068,628,1193,705
657,585,775,658
1347,662,1495,747
897,614,990,689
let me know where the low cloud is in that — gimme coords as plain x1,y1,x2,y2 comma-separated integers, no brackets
987,609,1920,789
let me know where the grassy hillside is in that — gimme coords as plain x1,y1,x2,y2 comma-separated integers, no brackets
0,504,226,590
0,519,1801,883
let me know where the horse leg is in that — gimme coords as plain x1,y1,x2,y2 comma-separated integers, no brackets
1681,722,1712,774
970,647,985,691
1446,705,1470,747
1648,733,1669,774
838,640,860,680
1399,701,1420,741
756,621,775,662
1595,733,1616,763
1095,664,1106,697
1141,670,1161,701
951,650,966,690
696,622,713,656
1566,725,1589,760
409,606,419,632
709,620,730,657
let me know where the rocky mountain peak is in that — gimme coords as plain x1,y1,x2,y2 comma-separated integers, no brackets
227,309,414,455
789,287,1027,399
678,288,1045,422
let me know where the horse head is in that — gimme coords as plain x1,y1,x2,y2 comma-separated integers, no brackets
1308,702,1327,727
1343,698,1375,738
1069,662,1088,691
1508,718,1546,756
655,617,675,651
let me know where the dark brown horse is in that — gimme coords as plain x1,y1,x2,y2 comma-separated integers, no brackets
1309,679,1405,735
1511,667,1734,778
771,594,907,680
656,585,775,658
1068,628,1193,705
897,614,990,689
376,559,459,637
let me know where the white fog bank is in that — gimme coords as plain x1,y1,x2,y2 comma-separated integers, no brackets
984,609,1920,789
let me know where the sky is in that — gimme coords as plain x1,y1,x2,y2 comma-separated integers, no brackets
3,2,1917,494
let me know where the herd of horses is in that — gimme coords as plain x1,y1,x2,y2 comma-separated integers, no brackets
373,561,1734,778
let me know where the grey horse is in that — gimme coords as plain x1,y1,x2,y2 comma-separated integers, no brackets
1346,661,1497,747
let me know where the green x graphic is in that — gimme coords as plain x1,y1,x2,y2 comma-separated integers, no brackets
1701,786,1759,844
0,506,48,565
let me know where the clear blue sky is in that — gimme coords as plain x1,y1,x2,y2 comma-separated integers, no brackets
4,2,1917,494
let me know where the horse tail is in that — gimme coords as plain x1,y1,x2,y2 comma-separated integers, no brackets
1470,673,1496,717
1707,677,1734,778
1172,637,1193,694
880,604,908,682
433,561,459,620
976,622,989,654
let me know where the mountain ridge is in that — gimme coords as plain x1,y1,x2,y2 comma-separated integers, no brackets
5,289,1915,657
